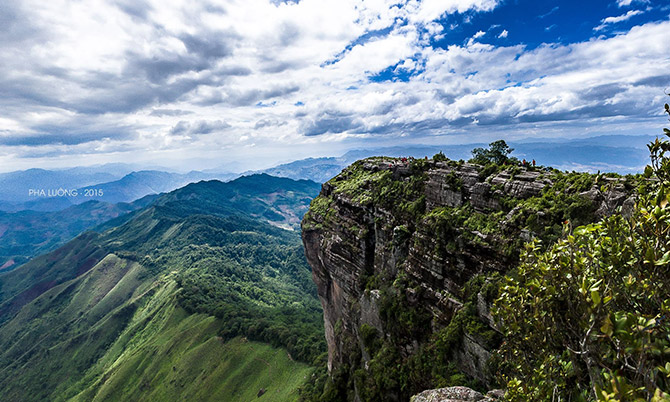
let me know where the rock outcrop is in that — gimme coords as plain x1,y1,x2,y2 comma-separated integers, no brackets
302,157,633,400
410,386,504,402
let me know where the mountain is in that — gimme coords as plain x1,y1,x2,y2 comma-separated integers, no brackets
153,174,320,229
256,135,652,184
300,156,635,400
260,157,346,183
253,146,471,183
77,170,240,204
0,195,157,272
510,137,652,173
0,165,132,204
0,174,323,401
0,168,237,212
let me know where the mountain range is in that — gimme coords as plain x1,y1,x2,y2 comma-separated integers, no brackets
254,134,654,183
0,195,157,272
0,134,652,213
0,174,322,401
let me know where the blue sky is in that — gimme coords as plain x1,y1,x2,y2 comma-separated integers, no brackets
0,0,668,172
434,0,668,50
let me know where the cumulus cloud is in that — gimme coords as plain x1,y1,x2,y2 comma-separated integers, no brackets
168,120,231,136
0,0,668,171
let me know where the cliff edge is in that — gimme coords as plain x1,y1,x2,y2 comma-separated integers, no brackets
301,156,634,401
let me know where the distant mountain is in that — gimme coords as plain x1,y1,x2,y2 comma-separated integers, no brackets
0,195,157,272
510,135,653,173
0,173,315,273
153,174,320,229
254,135,653,183
0,169,237,212
0,174,323,401
254,146,475,183
0,168,122,204
260,157,346,183
77,170,236,204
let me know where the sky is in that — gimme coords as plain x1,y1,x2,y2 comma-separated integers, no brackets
0,0,669,172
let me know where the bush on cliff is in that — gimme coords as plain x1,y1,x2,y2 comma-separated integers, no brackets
494,102,670,401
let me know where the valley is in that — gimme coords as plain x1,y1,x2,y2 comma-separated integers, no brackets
0,174,323,401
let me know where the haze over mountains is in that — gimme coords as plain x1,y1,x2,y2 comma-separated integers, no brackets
0,134,651,213
253,134,653,183
0,134,652,275
0,174,322,401
0,166,235,211
0,196,158,272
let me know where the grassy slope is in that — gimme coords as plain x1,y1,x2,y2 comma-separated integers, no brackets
67,280,311,402
0,253,312,401
0,175,322,401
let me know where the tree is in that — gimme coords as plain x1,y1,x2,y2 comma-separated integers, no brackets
493,99,670,401
433,151,448,162
470,140,514,165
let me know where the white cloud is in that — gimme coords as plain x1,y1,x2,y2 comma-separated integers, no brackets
595,9,643,30
616,0,649,7
406,0,500,25
0,0,668,171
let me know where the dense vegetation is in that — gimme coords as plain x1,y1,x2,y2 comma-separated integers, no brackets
0,174,324,401
470,139,516,166
493,104,670,400
301,132,661,401
0,196,155,272
172,219,326,363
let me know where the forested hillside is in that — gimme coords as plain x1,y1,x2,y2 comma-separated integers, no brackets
0,174,324,401
0,195,157,272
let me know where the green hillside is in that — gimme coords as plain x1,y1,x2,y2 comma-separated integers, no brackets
0,196,156,272
0,174,324,401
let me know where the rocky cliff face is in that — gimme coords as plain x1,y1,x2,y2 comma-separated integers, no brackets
302,157,634,401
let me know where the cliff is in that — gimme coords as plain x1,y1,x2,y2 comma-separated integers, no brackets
301,156,634,401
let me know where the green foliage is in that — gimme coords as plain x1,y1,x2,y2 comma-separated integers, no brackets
502,171,597,245
494,101,670,401
373,172,428,221
153,220,325,364
433,151,448,162
0,200,145,272
470,140,515,166
328,160,393,205
478,163,501,180
345,276,493,401
495,216,670,400
303,195,335,230
445,172,463,191
410,157,431,173
66,289,313,402
421,168,598,259
302,141,633,400
0,175,325,401
359,323,381,354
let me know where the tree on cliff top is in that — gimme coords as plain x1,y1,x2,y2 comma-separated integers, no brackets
470,140,514,165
